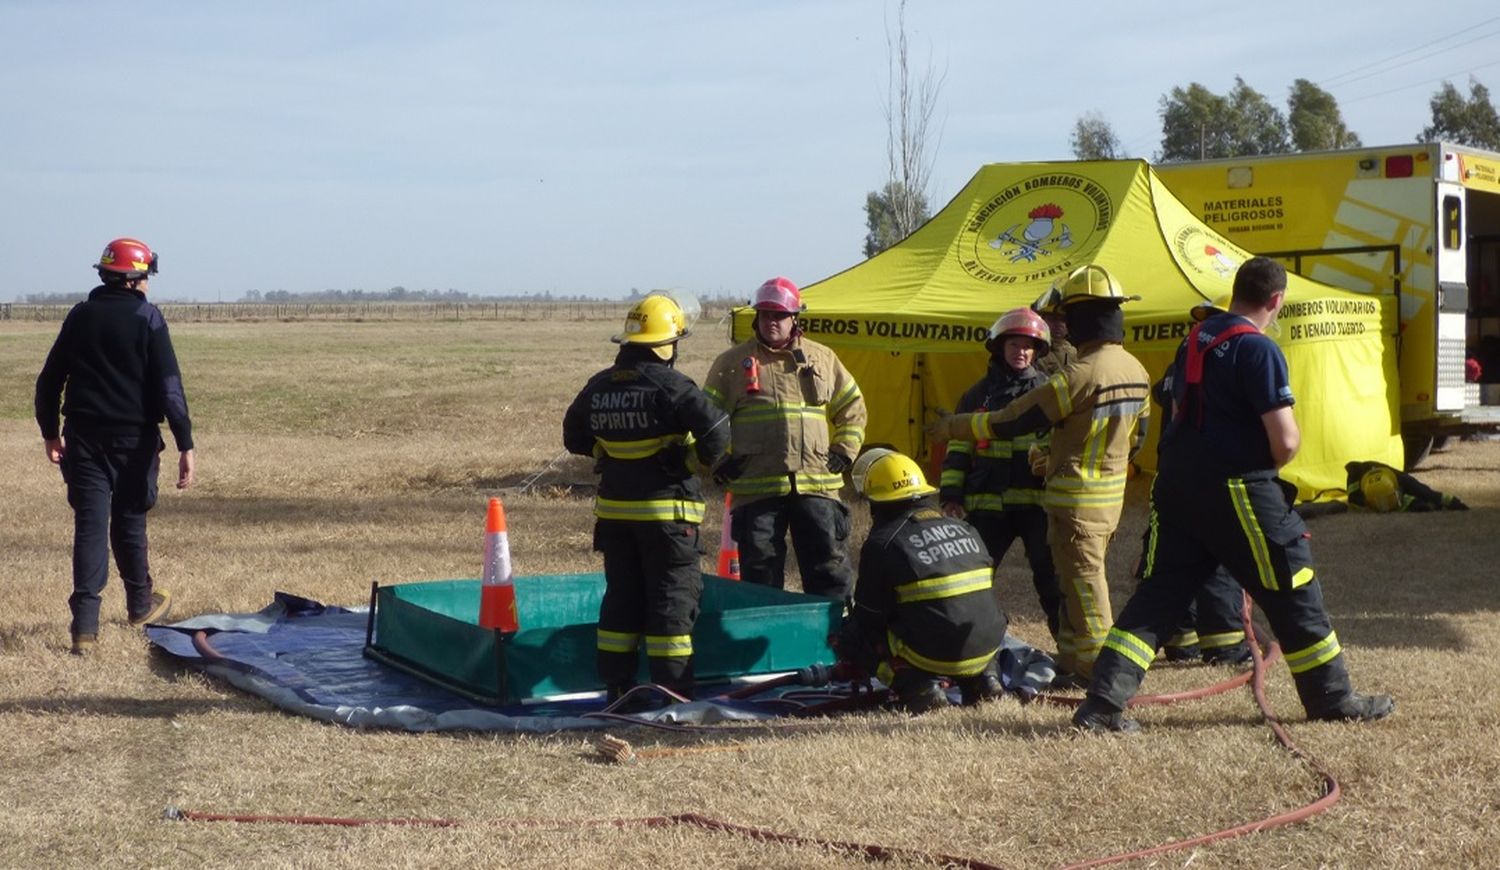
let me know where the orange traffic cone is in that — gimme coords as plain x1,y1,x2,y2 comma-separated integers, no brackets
479,497,520,632
716,493,741,581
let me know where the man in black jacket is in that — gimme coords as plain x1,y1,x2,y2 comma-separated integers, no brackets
563,293,729,702
842,448,1008,713
35,238,194,656
940,307,1060,640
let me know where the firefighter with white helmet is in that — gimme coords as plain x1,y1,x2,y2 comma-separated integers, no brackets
563,292,730,705
702,277,867,600
940,307,1063,641
35,238,193,656
838,448,1008,713
930,264,1150,683
1074,257,1393,731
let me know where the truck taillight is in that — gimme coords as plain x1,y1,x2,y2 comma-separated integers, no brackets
1385,155,1415,178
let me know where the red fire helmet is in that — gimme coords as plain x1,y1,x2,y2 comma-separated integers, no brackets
752,276,804,313
96,238,159,279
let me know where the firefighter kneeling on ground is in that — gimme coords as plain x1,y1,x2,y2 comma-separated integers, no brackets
837,448,1008,714
563,293,730,707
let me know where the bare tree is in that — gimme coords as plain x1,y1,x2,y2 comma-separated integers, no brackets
866,0,943,255
1070,111,1123,160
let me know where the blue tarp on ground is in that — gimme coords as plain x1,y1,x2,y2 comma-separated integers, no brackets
145,592,1058,733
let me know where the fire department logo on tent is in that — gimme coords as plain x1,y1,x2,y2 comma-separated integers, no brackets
1173,225,1242,279
957,173,1113,286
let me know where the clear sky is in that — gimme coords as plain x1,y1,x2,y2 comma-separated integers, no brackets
4,1,1498,302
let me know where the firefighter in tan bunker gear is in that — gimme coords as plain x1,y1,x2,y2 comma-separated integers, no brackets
703,277,867,600
930,265,1150,681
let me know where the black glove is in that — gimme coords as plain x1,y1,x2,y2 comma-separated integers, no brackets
827,452,852,475
712,454,748,486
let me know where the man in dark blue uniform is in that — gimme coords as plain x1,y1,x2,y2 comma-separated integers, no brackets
1146,297,1250,667
563,293,729,703
1074,258,1394,732
35,238,194,656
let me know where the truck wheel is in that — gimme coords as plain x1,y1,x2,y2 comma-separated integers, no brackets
1404,434,1434,470
1432,435,1456,453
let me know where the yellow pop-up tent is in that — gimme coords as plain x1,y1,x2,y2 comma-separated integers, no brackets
729,159,1402,498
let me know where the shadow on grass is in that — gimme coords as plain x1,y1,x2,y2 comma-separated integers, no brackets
1333,613,1472,652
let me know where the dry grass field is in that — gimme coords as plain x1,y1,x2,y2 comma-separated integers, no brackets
3,314,1499,868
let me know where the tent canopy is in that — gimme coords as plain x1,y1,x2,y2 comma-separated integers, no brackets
730,159,1402,498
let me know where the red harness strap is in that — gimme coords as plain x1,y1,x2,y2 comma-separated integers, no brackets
1176,321,1261,427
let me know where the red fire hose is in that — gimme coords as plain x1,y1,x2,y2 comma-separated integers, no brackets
174,595,1345,867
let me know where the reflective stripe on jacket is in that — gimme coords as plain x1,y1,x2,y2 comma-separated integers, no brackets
563,349,729,522
977,342,1150,523
850,505,1006,677
940,362,1048,513
703,335,866,505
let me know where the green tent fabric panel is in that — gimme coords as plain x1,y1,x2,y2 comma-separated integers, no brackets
693,577,842,680
372,585,504,701
368,574,842,703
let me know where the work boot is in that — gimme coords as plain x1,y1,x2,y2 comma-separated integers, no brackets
128,591,172,627
1049,670,1089,691
1163,643,1202,663
1306,692,1395,723
898,680,951,715
1071,697,1141,734
959,671,1005,706
1202,644,1253,666
70,633,97,657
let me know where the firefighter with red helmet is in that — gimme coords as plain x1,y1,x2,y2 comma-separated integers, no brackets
840,449,1008,713
703,277,867,600
940,307,1062,640
563,293,730,703
929,265,1151,683
35,238,193,656
1073,257,1394,731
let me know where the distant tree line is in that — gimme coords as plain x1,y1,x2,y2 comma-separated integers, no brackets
240,287,610,303
1069,75,1500,163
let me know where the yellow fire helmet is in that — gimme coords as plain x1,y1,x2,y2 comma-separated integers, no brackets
1359,466,1402,512
612,293,690,360
1191,293,1234,322
852,448,937,503
1032,264,1141,313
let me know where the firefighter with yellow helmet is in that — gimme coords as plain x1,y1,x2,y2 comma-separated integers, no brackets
838,448,1008,713
702,277,867,600
563,292,730,704
1345,460,1468,512
929,264,1150,682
